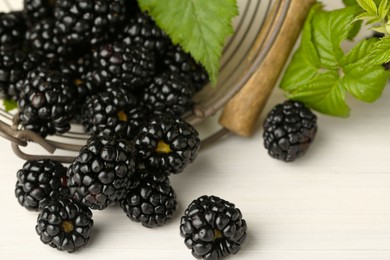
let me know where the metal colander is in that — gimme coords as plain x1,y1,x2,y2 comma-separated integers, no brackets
0,0,314,162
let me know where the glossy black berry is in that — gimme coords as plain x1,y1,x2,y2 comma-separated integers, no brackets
135,114,201,175
15,159,69,211
18,68,77,137
92,42,156,90
180,195,247,260
263,100,317,162
142,71,195,117
81,86,145,139
36,197,93,252
23,0,55,27
120,174,177,228
67,136,136,210
0,12,26,51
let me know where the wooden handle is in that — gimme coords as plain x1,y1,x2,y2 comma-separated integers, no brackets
219,0,315,137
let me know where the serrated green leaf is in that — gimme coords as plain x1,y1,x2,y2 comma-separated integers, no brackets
341,37,378,66
357,0,378,14
369,36,390,64
355,11,378,21
348,20,363,39
378,0,390,19
343,0,358,6
137,0,239,85
3,98,17,112
372,26,389,34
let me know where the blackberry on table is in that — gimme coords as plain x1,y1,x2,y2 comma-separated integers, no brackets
15,159,69,211
18,68,77,137
54,0,127,46
134,114,200,175
81,86,145,139
0,12,26,51
120,173,177,228
142,71,195,117
36,197,93,252
159,44,209,92
263,100,317,162
23,0,55,27
180,195,247,260
92,42,156,90
67,136,136,210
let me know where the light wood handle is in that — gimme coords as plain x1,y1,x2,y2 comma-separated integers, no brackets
219,0,315,137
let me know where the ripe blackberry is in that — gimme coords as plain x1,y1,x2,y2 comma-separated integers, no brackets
120,174,177,228
15,159,69,211
263,100,317,162
180,195,247,260
92,42,156,90
134,114,200,175
81,86,145,139
54,0,127,46
0,12,26,51
67,136,136,210
121,11,169,52
18,68,77,137
160,44,209,92
23,0,55,27
26,18,72,60
142,71,195,117
36,197,93,252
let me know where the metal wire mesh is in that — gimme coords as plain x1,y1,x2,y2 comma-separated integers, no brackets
0,0,290,162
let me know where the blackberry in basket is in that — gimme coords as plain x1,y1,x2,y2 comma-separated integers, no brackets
23,0,55,27
15,159,69,211
54,0,127,46
180,195,247,260
0,11,26,51
92,42,156,91
120,173,177,228
17,68,77,137
263,100,317,162
36,197,93,252
81,86,145,139
142,71,195,117
134,114,201,175
67,136,136,210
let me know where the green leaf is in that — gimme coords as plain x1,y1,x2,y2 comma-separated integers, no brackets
369,36,390,64
357,0,378,14
343,0,357,6
137,0,239,85
341,37,378,66
378,0,390,19
3,98,17,112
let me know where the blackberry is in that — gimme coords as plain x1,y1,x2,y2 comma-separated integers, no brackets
67,136,136,210
36,197,93,252
263,100,317,162
92,42,156,90
134,114,201,175
0,12,26,51
23,0,55,27
15,159,69,211
54,0,127,46
120,174,177,228
160,44,209,92
180,195,247,260
81,86,145,139
121,11,169,52
142,71,195,117
18,68,77,137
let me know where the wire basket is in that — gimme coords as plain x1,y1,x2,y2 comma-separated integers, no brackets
0,0,314,163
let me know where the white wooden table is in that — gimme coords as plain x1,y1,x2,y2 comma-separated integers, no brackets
1,1,390,259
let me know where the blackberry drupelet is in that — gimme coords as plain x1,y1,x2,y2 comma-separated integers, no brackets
23,0,55,27
67,136,136,210
54,0,127,46
92,42,156,90
120,174,177,228
263,100,317,162
180,195,247,260
142,71,195,117
121,11,169,52
18,68,77,137
134,114,200,175
81,86,145,139
160,44,209,92
15,159,69,211
0,12,26,51
36,197,93,252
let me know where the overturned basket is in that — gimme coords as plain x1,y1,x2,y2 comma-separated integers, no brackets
0,0,314,163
